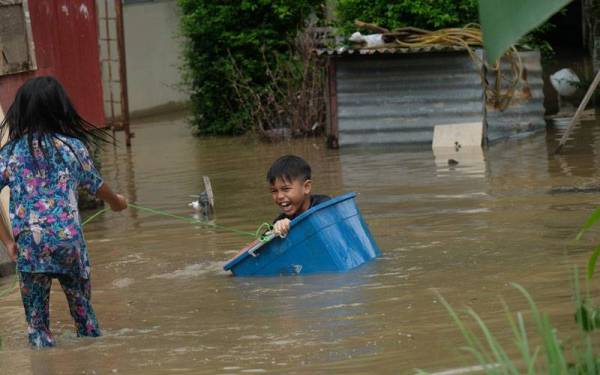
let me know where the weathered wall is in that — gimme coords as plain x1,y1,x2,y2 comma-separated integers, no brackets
123,0,189,116
0,0,105,126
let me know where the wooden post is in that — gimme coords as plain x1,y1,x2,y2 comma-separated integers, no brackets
203,176,214,209
115,0,133,147
325,57,339,149
554,69,600,154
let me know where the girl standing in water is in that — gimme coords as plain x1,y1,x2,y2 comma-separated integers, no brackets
0,76,127,347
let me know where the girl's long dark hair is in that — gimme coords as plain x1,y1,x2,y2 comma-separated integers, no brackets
0,76,110,164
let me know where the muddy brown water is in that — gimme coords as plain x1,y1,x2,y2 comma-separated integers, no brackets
1,114,600,374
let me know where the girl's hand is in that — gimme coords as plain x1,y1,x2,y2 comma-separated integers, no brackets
6,241,17,262
273,218,290,237
96,184,128,212
110,194,128,212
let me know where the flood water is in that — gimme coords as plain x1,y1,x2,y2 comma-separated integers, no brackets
1,113,600,374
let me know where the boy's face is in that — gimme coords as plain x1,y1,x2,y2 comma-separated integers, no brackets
270,177,312,217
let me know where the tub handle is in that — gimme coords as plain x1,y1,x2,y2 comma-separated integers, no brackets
248,232,276,257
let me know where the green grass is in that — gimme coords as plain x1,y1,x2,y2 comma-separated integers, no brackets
416,281,599,374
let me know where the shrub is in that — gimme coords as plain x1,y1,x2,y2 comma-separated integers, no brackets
334,0,479,35
229,23,326,139
178,0,323,135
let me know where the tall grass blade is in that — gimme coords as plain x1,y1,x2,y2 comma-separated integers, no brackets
467,309,517,374
437,293,496,367
511,283,567,374
587,243,600,279
528,348,540,374
576,207,600,240
502,299,537,373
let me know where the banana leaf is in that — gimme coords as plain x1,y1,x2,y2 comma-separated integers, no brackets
479,0,572,64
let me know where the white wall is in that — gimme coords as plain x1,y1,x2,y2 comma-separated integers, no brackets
123,0,189,115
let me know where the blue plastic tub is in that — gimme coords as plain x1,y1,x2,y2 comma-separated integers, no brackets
223,192,381,276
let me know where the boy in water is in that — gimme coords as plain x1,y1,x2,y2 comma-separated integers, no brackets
267,155,329,236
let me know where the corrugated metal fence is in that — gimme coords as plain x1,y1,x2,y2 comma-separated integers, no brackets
325,49,545,147
485,51,546,142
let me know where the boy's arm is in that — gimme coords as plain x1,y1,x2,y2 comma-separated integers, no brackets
95,183,128,211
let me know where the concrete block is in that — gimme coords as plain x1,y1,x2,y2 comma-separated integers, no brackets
432,122,483,149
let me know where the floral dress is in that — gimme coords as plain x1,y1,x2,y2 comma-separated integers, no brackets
0,134,103,278
0,134,104,347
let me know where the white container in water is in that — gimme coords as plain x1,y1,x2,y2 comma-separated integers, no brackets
550,68,580,97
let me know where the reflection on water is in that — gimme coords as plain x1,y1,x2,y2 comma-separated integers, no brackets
1,113,600,374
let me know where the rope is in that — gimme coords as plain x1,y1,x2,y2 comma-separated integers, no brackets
0,203,274,301
255,222,276,242
127,203,260,239
81,207,110,226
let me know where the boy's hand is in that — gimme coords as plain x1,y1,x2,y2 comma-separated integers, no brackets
273,219,290,237
110,194,128,212
6,241,17,262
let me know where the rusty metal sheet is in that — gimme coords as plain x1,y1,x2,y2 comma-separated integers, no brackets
0,0,105,126
485,50,546,142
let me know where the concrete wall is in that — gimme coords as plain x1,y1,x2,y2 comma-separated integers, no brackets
123,0,189,116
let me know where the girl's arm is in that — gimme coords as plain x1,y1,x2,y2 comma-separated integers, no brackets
95,183,128,211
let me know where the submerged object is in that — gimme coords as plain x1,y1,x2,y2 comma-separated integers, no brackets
550,68,580,97
188,176,215,220
189,191,213,219
223,192,380,276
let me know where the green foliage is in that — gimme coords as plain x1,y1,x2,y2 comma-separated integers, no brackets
518,22,557,60
576,206,600,279
178,0,323,135
335,0,479,35
417,283,600,374
334,0,557,60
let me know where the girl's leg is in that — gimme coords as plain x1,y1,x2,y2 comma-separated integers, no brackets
19,272,55,348
57,273,101,337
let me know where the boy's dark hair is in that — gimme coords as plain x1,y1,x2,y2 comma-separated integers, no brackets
1,76,110,162
267,155,311,184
